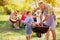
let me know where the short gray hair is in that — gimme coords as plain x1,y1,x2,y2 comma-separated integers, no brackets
38,2,46,6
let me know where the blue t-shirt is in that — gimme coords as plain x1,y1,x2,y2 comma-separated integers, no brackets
25,16,34,34
42,5,54,26
25,16,34,27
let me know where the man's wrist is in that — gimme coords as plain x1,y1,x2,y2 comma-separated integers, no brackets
43,20,45,22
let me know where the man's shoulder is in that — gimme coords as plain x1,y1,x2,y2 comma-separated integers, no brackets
46,4,53,10
45,4,53,15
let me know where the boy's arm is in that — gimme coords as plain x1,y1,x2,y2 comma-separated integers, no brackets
10,18,16,21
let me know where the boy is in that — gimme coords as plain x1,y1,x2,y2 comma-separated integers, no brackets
9,10,20,29
25,11,34,40
20,11,27,27
21,11,27,23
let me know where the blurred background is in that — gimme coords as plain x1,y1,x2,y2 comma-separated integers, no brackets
0,0,60,15
0,0,60,40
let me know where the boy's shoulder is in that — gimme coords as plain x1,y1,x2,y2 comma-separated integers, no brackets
26,16,33,19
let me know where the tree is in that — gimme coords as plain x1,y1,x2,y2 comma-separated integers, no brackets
43,0,57,7
0,0,11,6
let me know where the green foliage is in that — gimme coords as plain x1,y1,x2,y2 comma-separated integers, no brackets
0,0,33,14
0,0,11,6
43,0,57,7
3,7,11,15
0,0,59,15
0,6,6,15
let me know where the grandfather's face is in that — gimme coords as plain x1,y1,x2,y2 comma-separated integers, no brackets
39,4,45,10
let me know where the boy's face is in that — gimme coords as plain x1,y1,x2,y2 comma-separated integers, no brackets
29,12,32,16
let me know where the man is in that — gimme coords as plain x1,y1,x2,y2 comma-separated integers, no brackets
9,10,20,29
38,2,56,40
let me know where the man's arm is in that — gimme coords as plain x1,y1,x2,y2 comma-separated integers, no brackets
43,8,51,22
43,14,50,22
40,13,43,26
40,13,43,22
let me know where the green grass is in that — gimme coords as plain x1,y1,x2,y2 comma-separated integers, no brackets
0,15,60,40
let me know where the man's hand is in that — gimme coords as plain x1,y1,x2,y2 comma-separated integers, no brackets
40,21,43,27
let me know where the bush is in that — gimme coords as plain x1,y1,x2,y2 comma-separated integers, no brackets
57,18,60,27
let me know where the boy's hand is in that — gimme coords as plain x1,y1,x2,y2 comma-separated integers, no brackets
11,19,16,22
31,22,36,27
